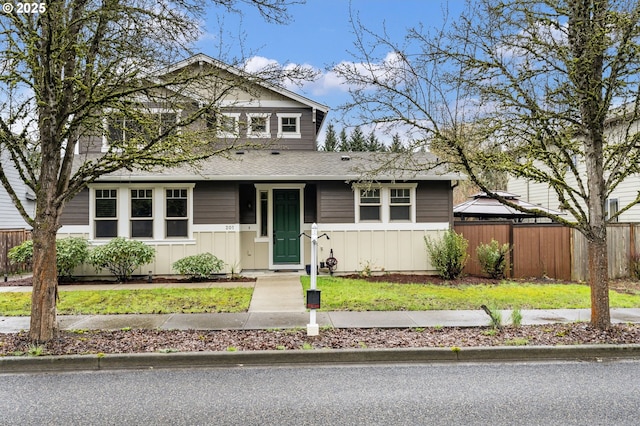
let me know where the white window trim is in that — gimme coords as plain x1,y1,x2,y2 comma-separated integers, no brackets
276,113,302,138
353,184,417,224
89,184,194,242
606,198,619,222
247,113,272,138
218,112,241,138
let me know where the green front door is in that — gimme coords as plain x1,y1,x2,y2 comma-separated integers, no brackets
273,189,300,264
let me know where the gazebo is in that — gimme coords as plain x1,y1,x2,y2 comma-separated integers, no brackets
453,191,563,221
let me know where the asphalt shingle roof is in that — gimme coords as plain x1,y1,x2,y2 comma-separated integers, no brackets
91,150,461,182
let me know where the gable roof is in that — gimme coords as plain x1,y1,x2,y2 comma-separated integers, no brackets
163,54,329,114
89,150,461,182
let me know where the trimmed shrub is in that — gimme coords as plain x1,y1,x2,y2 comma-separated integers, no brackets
88,237,155,282
424,230,468,280
7,237,89,279
476,239,511,279
56,237,90,280
172,253,224,280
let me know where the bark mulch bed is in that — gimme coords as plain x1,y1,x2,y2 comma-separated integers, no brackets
2,323,640,357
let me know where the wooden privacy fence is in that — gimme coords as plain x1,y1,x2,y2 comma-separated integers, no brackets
454,222,572,281
0,229,32,275
571,223,640,281
454,221,640,281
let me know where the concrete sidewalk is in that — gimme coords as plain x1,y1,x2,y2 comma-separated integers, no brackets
2,273,640,333
2,309,640,334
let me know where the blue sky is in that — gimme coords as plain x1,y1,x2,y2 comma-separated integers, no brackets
195,0,465,138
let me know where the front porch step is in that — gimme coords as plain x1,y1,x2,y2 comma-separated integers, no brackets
248,274,305,313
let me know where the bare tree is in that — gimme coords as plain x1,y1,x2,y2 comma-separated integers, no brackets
335,0,640,329
0,0,307,343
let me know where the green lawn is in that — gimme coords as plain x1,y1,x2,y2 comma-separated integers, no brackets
301,276,640,311
3,276,640,316
0,287,253,316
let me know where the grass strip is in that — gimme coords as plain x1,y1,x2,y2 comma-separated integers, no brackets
301,276,640,311
0,287,253,316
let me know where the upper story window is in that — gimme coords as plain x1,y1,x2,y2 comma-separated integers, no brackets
208,112,241,138
277,113,302,138
247,113,271,138
103,111,179,152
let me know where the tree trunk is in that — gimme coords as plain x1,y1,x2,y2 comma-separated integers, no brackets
587,233,610,330
29,223,59,343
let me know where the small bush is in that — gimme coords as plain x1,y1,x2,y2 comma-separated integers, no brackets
8,237,88,279
88,237,155,282
172,253,224,280
56,237,89,280
425,230,468,280
476,239,511,279
7,239,34,267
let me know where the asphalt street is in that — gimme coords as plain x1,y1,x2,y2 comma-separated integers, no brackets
2,360,640,425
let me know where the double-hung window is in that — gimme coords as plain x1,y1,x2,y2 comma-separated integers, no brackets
277,113,302,138
390,188,411,221
130,189,153,238
218,113,240,137
166,189,188,237
359,189,381,221
248,113,271,138
95,189,118,238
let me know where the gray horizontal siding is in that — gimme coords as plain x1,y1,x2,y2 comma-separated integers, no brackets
317,182,355,223
193,182,238,224
79,106,317,154
416,181,452,223
60,188,90,226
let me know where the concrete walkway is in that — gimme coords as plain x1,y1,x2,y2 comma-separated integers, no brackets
248,273,305,312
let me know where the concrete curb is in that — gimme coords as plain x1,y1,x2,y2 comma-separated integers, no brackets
3,344,640,373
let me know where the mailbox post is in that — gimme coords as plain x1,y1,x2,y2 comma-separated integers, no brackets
307,223,320,336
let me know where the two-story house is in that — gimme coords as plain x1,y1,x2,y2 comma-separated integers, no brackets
57,54,460,276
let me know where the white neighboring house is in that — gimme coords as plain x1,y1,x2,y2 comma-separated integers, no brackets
507,113,640,223
0,150,35,229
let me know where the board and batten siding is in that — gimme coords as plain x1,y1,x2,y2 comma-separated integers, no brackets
193,182,238,224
